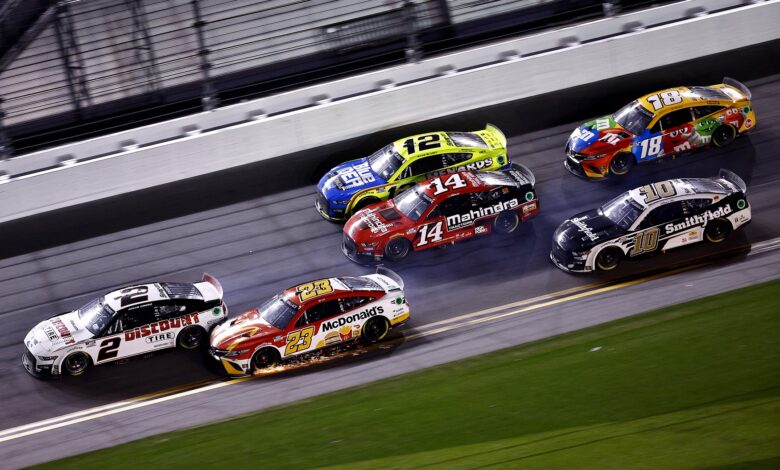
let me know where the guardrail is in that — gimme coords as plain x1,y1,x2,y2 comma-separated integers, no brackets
0,0,777,224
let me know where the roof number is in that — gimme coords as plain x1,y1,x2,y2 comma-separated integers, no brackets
403,134,442,154
639,181,677,204
431,173,467,195
647,90,683,111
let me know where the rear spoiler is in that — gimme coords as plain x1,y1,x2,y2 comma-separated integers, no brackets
484,123,507,149
375,266,404,291
504,162,536,187
196,273,224,301
723,77,751,100
718,169,747,194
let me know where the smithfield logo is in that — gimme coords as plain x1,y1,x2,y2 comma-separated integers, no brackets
321,306,384,332
570,216,599,242
664,205,732,234
446,199,519,230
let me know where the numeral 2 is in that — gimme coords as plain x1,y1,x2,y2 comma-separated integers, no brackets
284,326,315,355
403,134,441,154
97,338,121,362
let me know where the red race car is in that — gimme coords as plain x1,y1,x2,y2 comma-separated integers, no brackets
342,164,539,262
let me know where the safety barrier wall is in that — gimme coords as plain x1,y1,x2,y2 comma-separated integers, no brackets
0,0,777,223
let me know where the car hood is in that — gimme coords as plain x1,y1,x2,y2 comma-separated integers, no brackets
567,115,634,155
24,311,92,354
209,309,282,350
344,201,411,241
317,158,387,200
554,208,625,251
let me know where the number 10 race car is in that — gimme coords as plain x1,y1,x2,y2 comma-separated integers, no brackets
23,275,226,378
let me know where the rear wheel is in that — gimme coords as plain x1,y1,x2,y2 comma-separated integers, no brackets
705,218,732,243
384,237,412,261
595,247,622,271
609,153,634,176
362,317,390,343
251,348,280,372
177,326,206,350
712,125,736,148
493,211,520,235
63,352,90,376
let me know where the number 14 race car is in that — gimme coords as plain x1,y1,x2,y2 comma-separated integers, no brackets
551,170,750,273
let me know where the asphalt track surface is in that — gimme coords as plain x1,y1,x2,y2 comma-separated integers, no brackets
1,72,780,466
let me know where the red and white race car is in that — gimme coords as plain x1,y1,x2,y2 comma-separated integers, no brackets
342,164,539,262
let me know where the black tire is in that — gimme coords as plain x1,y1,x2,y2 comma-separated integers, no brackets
493,211,520,235
350,197,380,216
177,326,206,350
595,247,622,271
609,153,634,176
712,125,736,148
384,237,412,261
251,347,280,372
63,352,90,376
362,317,390,343
705,218,732,243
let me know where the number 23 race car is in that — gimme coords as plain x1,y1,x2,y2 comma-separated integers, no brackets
551,170,750,273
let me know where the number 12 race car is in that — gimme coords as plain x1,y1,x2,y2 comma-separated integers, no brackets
550,170,750,273
22,274,226,377
565,78,756,180
316,125,509,221
342,164,539,262
209,268,409,376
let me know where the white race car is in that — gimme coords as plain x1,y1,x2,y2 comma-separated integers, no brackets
22,274,227,378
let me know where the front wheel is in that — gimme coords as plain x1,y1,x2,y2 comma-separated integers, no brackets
384,237,412,261
705,218,732,243
251,347,280,372
596,247,622,271
63,352,90,376
362,317,390,343
493,211,520,235
177,326,206,350
712,125,736,148
609,153,634,176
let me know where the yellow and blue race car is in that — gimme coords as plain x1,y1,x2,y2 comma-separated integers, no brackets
316,124,509,221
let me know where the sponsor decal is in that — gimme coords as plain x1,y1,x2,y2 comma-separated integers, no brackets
338,162,375,189
474,225,488,234
51,318,75,345
43,326,58,342
599,132,622,146
406,228,417,235
522,201,538,215
570,216,599,242
525,191,535,202
744,118,753,129
664,205,732,234
737,199,746,210
595,118,611,131
427,158,494,178
361,210,391,234
124,313,199,341
145,332,174,344
213,307,221,316
321,306,384,332
445,198,519,230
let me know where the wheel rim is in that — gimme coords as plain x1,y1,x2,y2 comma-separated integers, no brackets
707,221,728,242
365,319,388,341
598,250,619,270
497,213,519,233
253,349,275,370
714,127,733,147
181,327,203,349
610,155,631,175
65,354,87,375
387,239,409,258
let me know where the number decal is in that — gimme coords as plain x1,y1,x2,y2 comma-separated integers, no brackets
284,326,315,355
97,338,121,362
431,173,468,195
638,181,677,204
630,227,660,256
417,221,444,247
638,136,662,160
116,286,149,307
646,90,682,110
402,134,442,154
296,280,333,302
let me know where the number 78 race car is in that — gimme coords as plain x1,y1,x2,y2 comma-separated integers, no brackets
551,170,750,273
22,274,227,378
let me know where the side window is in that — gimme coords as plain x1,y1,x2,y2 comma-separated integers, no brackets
640,202,684,228
155,301,188,321
340,296,375,312
681,198,711,215
122,303,157,329
443,153,471,166
692,106,725,119
438,194,473,217
408,155,445,177
104,315,125,336
298,300,343,327
659,108,693,131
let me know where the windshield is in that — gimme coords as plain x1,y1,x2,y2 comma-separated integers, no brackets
394,186,433,221
367,145,404,180
78,297,115,335
613,100,654,135
600,193,643,230
259,295,299,330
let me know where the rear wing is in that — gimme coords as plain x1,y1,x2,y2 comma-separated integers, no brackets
504,162,536,187
723,77,751,101
484,123,507,150
375,266,404,291
718,169,747,194
194,273,224,301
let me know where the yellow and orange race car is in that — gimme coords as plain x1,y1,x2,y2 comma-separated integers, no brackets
565,78,756,180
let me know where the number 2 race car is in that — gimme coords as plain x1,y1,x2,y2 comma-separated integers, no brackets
209,268,409,376
316,124,509,221
550,170,750,273
22,274,226,378
565,78,756,180
342,164,539,263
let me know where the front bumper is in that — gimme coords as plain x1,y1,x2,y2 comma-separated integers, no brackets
315,194,347,222
208,348,251,377
22,348,55,378
549,244,589,273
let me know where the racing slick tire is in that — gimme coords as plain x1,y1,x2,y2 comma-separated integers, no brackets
705,218,732,243
362,317,390,343
493,211,520,235
177,326,206,350
63,352,91,376
384,237,412,261
712,125,736,148
350,197,380,217
595,247,622,271
251,347,280,372
609,153,634,177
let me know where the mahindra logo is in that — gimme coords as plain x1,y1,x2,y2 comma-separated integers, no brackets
445,199,519,230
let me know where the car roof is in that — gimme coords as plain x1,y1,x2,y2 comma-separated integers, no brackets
103,283,171,311
392,131,486,160
282,278,350,307
628,178,730,209
637,85,734,114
